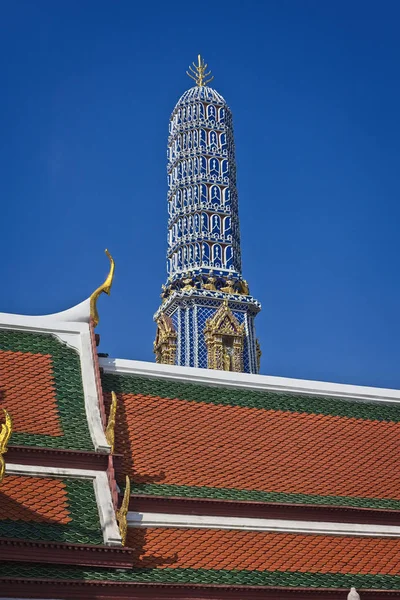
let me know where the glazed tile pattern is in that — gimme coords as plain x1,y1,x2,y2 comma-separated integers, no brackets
125,528,400,576
0,475,70,523
0,474,103,545
2,558,400,589
102,374,400,509
0,350,62,436
0,329,93,450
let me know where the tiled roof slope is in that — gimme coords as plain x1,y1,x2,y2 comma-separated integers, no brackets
102,373,400,510
0,474,103,545
3,527,400,588
126,528,400,576
0,329,93,450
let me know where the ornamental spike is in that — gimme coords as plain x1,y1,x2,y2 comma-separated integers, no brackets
186,54,214,87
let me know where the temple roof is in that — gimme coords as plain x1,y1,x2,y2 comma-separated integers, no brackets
0,473,103,545
122,527,400,587
3,527,400,589
0,327,94,451
2,272,400,597
101,363,400,511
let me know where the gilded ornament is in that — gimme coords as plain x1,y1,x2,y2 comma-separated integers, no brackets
160,284,170,301
220,278,236,294
256,339,262,373
105,391,117,453
240,280,250,295
187,55,214,87
182,275,194,291
154,314,177,365
89,249,115,328
116,475,130,546
203,276,217,291
204,301,245,372
222,347,232,371
0,409,12,484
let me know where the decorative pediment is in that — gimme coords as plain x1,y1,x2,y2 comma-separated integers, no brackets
204,300,245,338
204,301,245,372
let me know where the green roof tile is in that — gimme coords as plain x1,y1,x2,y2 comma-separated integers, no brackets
1,564,400,589
0,479,103,545
101,372,400,423
0,329,94,450
130,482,400,511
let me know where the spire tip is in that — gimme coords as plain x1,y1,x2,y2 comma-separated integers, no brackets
186,55,214,87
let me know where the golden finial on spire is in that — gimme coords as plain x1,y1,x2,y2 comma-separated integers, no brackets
186,54,214,87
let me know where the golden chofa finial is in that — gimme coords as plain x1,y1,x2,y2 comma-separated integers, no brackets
186,54,214,87
90,249,115,328
0,409,12,484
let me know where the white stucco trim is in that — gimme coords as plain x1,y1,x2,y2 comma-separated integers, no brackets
100,357,400,405
0,298,91,325
0,311,110,453
6,463,121,546
79,328,110,452
0,311,88,352
127,511,400,538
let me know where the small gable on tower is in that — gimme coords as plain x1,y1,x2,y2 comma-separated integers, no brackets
204,300,245,372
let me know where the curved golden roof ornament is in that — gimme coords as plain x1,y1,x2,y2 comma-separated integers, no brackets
116,475,130,546
0,409,12,484
187,54,214,87
105,391,118,453
90,249,115,328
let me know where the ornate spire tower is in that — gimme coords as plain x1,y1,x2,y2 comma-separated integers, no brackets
154,56,261,373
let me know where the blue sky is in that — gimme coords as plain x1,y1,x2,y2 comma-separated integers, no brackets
1,0,399,387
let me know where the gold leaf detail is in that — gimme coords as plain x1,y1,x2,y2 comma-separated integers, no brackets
204,301,245,372
186,55,214,87
256,339,262,373
116,475,130,546
89,249,115,328
154,314,177,365
0,409,12,484
105,391,117,453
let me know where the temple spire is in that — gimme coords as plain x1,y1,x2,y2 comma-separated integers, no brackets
186,54,214,87
154,60,261,373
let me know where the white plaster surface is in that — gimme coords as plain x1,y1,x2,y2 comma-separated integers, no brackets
0,297,91,325
127,511,400,538
100,357,400,405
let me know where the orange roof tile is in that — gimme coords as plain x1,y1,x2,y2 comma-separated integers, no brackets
0,475,71,524
0,350,62,436
125,527,400,576
108,392,400,501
